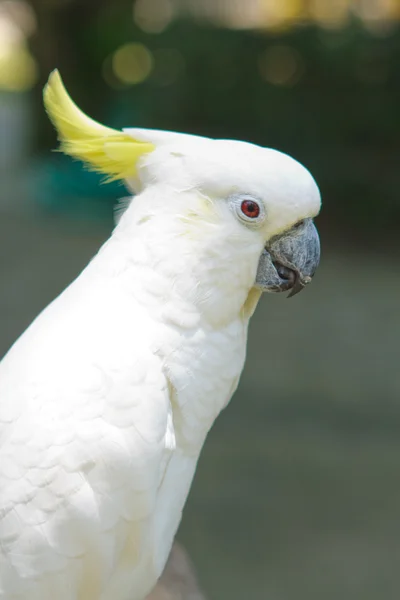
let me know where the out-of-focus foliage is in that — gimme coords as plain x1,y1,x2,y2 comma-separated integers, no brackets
2,0,400,232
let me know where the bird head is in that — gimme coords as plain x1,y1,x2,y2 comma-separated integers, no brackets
44,70,321,320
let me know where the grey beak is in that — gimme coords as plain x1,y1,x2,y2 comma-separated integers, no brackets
255,218,320,297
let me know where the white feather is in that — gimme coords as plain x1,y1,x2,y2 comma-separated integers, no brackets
0,113,321,600
113,196,134,225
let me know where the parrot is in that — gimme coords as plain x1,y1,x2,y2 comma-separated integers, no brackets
0,70,321,600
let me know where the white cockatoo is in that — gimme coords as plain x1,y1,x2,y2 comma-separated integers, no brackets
0,70,321,600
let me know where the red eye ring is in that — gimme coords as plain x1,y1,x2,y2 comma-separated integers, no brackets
240,199,260,219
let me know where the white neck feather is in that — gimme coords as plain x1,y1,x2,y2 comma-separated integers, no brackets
99,186,263,328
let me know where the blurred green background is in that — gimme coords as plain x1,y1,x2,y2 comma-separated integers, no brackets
1,1,400,599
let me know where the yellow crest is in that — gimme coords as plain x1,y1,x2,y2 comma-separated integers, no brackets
43,70,155,181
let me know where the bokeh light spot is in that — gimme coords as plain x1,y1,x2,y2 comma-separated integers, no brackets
308,0,349,29
352,0,399,34
133,0,174,34
112,43,153,85
0,1,38,91
0,45,37,91
259,45,304,86
0,0,36,36
261,0,305,30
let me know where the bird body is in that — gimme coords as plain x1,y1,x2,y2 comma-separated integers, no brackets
0,71,321,600
0,204,248,599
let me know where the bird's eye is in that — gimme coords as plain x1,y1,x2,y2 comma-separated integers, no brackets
230,194,265,226
240,200,260,219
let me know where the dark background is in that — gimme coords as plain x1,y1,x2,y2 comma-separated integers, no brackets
1,1,400,598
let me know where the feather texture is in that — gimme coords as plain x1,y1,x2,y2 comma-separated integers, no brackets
43,70,154,181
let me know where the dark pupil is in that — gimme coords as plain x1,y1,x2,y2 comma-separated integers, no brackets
242,201,259,217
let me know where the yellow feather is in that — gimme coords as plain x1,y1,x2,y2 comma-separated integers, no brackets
43,70,155,181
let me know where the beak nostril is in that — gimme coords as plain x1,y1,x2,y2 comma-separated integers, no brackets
273,262,295,284
272,261,309,298
273,262,297,290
